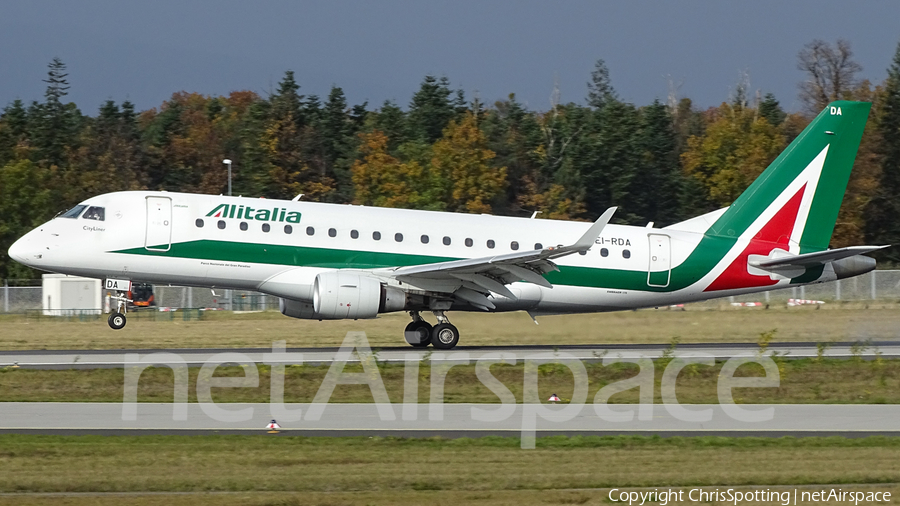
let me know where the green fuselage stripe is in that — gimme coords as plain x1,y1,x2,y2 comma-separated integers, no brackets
113,236,744,293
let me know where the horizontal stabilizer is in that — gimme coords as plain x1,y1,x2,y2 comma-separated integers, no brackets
749,245,889,270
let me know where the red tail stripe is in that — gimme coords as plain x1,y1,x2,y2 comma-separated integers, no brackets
705,184,806,292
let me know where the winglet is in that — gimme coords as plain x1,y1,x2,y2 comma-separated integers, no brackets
574,207,616,251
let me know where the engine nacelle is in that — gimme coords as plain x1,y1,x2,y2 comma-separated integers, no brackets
279,272,410,320
832,255,876,279
313,271,382,319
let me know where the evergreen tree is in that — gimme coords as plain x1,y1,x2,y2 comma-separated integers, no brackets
758,92,787,126
350,102,369,129
587,59,617,110
372,100,407,152
580,100,641,223
271,70,304,127
632,100,682,225
321,86,351,169
867,40,900,262
482,94,542,215
407,75,455,143
33,57,80,168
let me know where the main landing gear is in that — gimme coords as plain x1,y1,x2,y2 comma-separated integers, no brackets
404,311,460,350
107,291,130,330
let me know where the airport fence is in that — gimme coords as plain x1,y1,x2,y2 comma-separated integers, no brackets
2,270,900,314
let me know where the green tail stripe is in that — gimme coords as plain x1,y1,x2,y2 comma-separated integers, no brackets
707,101,870,252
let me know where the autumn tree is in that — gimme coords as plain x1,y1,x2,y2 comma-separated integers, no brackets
682,103,786,208
430,111,507,213
0,100,29,166
351,130,427,208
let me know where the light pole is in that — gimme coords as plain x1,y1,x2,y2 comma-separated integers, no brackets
223,159,232,196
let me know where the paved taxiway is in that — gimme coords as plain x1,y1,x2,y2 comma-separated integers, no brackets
2,341,899,369
1,403,899,437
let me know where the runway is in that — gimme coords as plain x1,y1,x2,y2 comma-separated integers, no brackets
2,341,900,369
2,403,900,438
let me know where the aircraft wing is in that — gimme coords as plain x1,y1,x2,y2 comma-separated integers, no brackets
749,245,889,270
381,207,616,309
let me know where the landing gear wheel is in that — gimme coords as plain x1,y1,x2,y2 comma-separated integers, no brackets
431,323,460,350
404,320,433,347
108,312,126,330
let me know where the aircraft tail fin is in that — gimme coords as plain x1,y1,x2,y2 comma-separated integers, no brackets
705,101,870,253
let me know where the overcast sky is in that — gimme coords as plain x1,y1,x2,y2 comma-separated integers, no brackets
2,1,899,115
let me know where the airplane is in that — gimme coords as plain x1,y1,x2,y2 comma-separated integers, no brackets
8,101,888,349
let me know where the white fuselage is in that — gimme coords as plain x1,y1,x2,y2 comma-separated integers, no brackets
8,191,821,316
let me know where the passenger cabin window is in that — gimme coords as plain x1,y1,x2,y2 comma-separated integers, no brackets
59,205,87,219
83,206,105,221
328,228,337,237
421,235,429,244
622,249,631,259
306,226,314,235
217,220,226,229
350,230,359,239
443,236,451,246
465,238,473,247
195,219,204,228
240,222,248,231
534,243,542,250
579,250,587,256
486,239,495,249
284,225,293,234
600,248,609,257
510,241,519,251
395,233,403,242
262,223,270,233
373,231,381,240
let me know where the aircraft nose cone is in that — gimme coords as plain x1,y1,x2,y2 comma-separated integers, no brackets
8,235,33,265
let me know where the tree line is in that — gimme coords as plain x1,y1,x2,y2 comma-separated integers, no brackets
2,38,900,280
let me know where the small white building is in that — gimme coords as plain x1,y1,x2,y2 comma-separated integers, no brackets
42,274,102,316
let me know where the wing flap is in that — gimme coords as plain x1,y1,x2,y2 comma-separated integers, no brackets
383,207,617,303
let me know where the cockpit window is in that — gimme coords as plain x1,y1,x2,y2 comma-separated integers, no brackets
59,205,87,219
83,206,105,221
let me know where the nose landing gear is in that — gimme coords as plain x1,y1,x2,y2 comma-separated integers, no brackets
108,312,126,330
107,292,131,330
403,310,460,349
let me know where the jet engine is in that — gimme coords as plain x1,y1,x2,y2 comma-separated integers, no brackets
280,271,408,320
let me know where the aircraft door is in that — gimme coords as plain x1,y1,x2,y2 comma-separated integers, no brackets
647,234,671,287
145,196,172,251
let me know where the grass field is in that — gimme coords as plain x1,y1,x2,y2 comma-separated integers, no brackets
0,434,898,505
2,357,899,404
1,304,899,350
